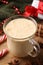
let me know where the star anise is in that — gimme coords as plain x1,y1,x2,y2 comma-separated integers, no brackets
8,59,20,65
14,59,20,65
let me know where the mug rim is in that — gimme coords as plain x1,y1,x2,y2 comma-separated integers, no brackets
3,15,37,41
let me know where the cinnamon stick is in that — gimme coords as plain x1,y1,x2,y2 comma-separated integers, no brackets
37,24,43,30
34,36,43,44
35,33,43,38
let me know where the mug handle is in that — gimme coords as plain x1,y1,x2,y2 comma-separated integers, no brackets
28,39,40,57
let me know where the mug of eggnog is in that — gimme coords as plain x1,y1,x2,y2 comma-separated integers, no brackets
3,15,40,57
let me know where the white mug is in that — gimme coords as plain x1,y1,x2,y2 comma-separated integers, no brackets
3,15,40,57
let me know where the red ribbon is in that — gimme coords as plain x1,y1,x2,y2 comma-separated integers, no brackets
23,1,43,17
38,1,43,14
23,5,37,17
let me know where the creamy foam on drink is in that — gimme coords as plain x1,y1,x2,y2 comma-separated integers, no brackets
5,18,36,38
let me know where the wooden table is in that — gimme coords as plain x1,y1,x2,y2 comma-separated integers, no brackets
0,40,43,65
